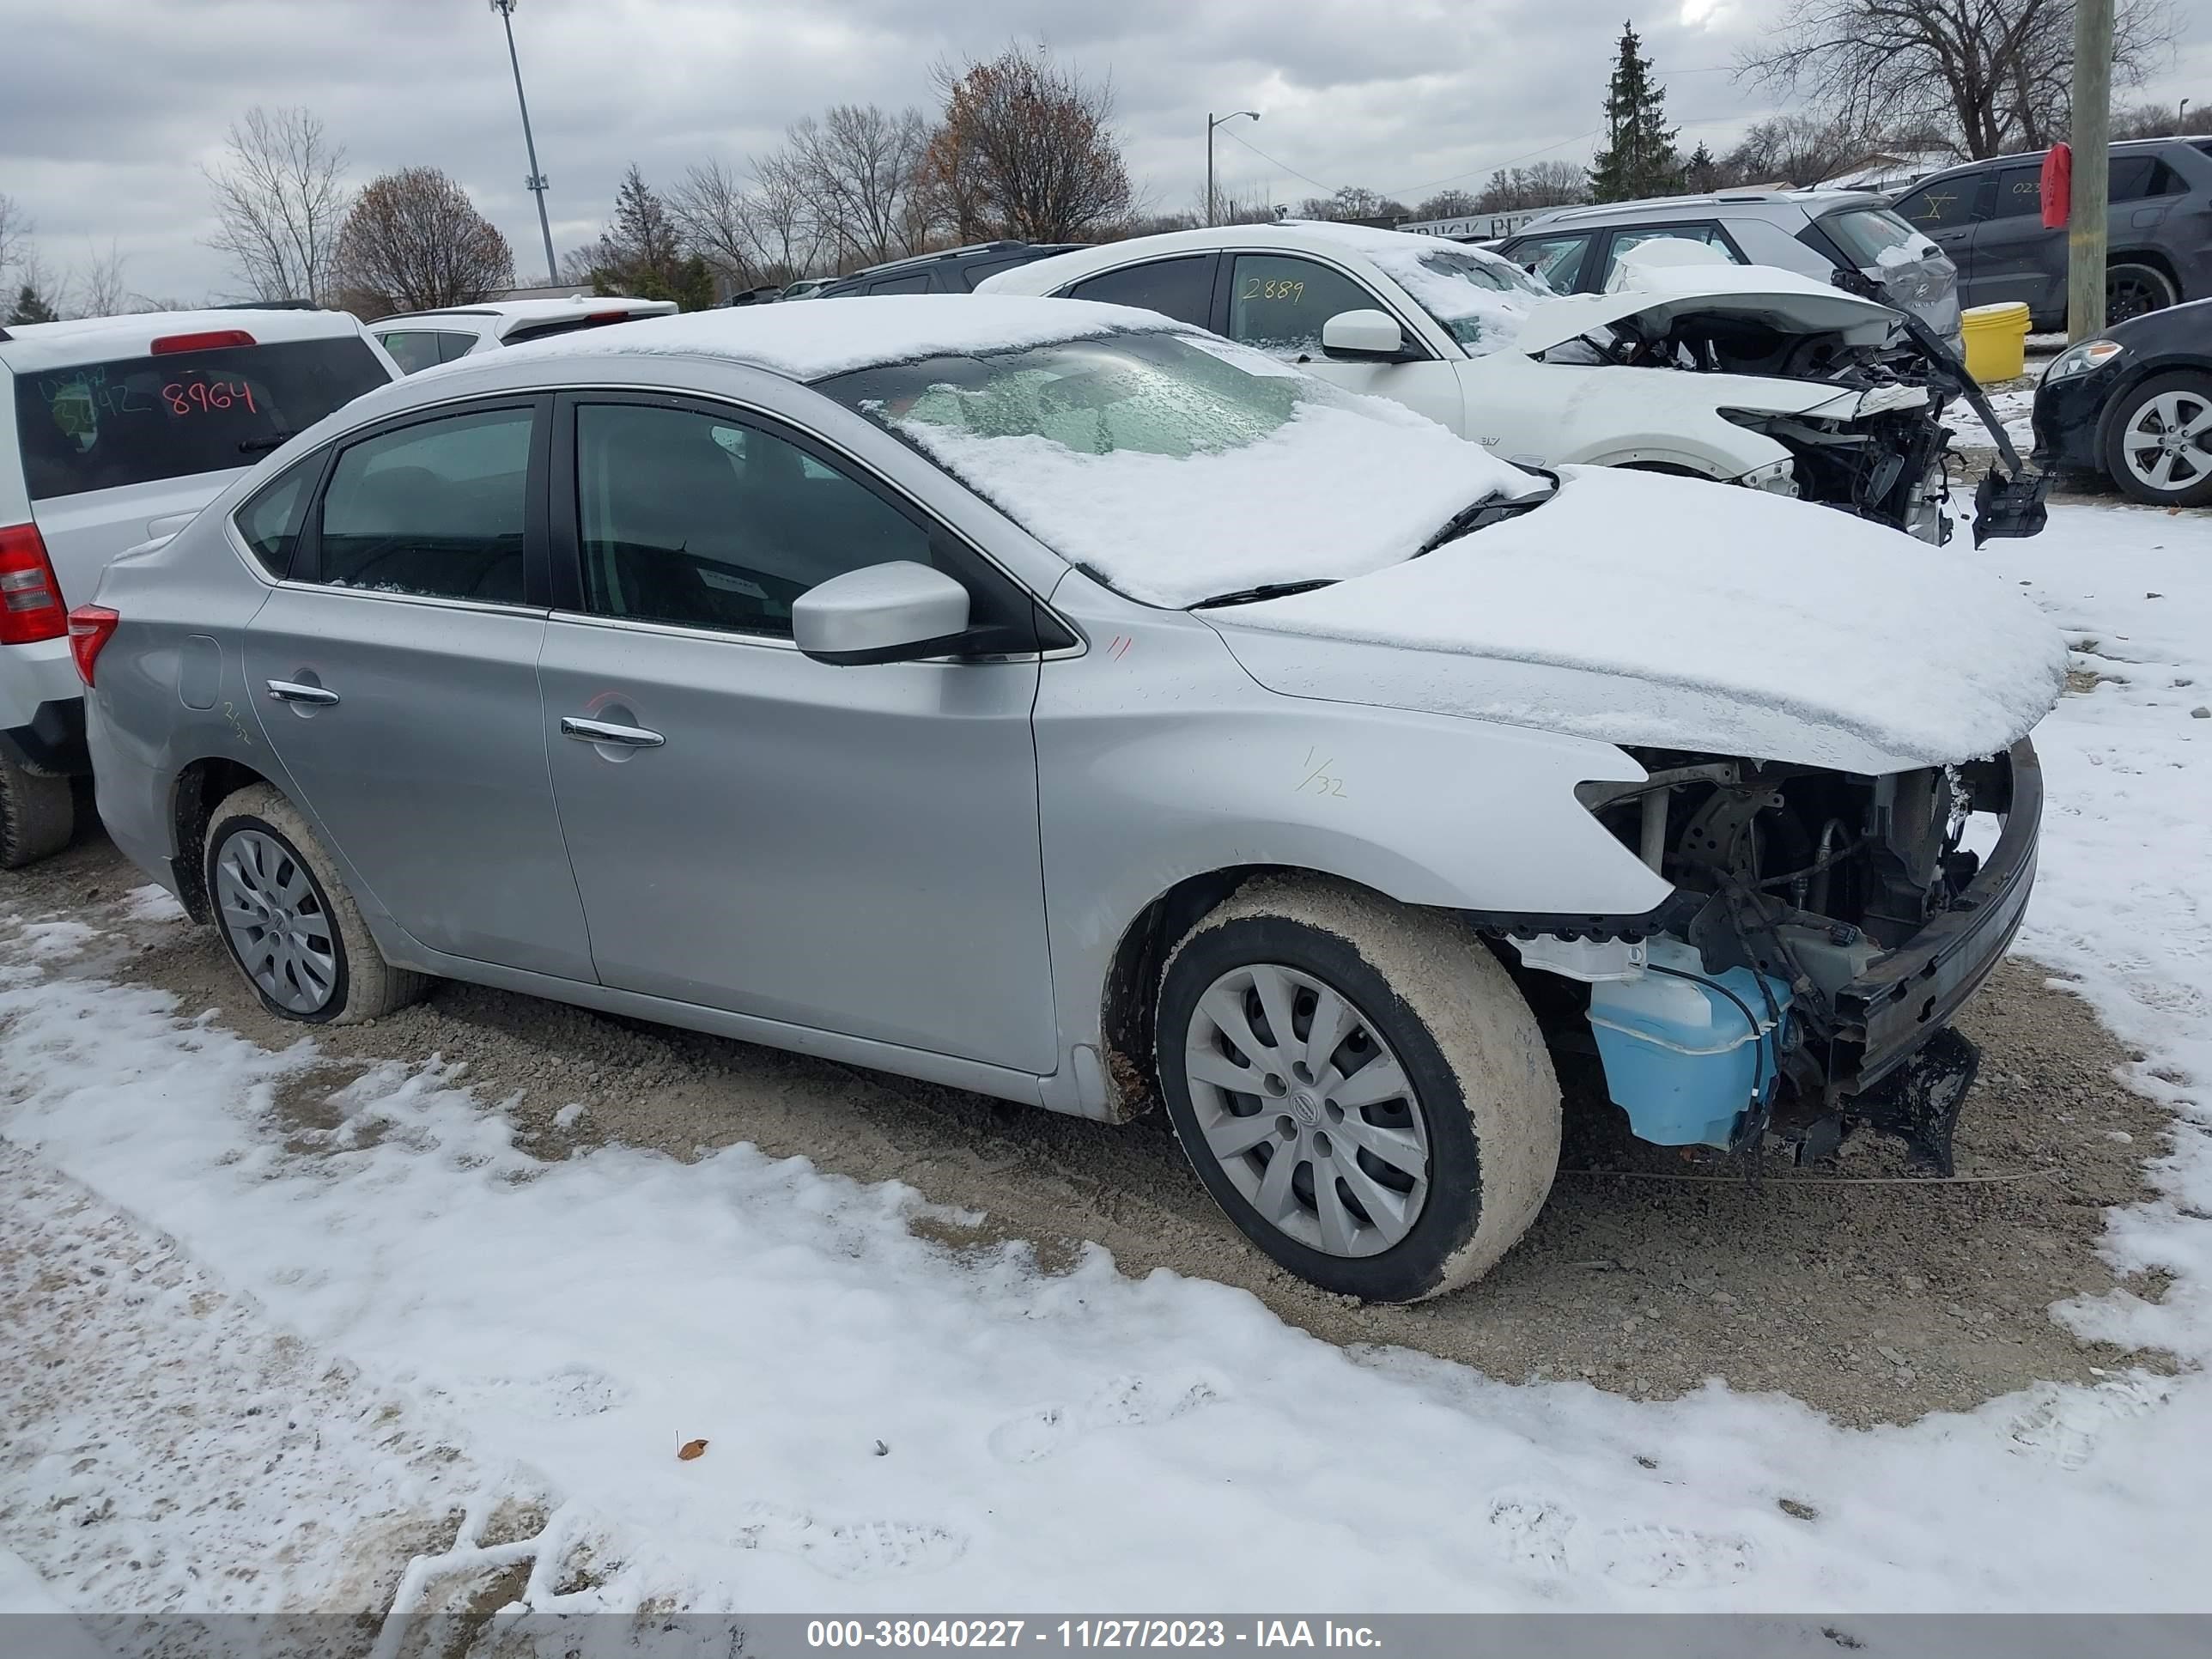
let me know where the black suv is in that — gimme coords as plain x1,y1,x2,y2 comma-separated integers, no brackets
811,240,1085,299
1892,137,2212,328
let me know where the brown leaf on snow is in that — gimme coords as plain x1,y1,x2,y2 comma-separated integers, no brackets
678,1438,708,1462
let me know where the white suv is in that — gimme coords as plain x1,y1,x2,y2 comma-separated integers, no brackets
369,296,678,374
0,307,396,863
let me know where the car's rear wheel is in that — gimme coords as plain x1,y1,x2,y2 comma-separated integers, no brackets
2103,370,2212,507
2106,263,2179,325
204,784,427,1024
1156,877,1560,1303
0,750,76,869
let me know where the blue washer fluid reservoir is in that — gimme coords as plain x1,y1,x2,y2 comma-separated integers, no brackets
1585,938,1792,1149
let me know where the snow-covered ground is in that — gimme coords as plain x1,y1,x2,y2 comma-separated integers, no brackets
1946,384,2037,452
2,502,2209,1623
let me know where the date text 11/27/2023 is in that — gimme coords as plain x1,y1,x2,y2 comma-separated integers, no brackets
805,1620,1383,1650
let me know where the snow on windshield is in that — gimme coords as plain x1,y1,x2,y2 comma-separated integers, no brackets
823,331,1533,607
1285,221,1553,355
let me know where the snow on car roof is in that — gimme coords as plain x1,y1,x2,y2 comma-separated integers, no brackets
0,307,373,374
1278,220,1550,353
492,293,1186,381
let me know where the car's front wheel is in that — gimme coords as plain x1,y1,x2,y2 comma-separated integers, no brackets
1157,877,1560,1303
2104,370,2212,507
204,784,428,1024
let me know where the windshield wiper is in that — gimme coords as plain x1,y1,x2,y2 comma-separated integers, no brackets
237,432,297,455
1418,476,1559,556
1188,579,1337,609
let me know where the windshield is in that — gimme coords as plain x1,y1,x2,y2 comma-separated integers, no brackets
818,330,1536,607
1820,206,1936,270
1395,248,1554,351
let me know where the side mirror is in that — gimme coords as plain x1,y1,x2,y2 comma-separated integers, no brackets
793,561,972,666
1321,308,1409,362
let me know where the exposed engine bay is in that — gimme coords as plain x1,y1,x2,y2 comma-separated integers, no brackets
1544,302,2048,548
1497,743,2040,1174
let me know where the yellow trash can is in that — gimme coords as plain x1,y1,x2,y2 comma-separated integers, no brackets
1960,301,2032,384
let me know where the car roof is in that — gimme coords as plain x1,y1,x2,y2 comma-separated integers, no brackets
1510,190,1886,234
978,222,1438,295
1910,137,2184,183
357,295,1186,404
373,296,678,337
0,306,372,374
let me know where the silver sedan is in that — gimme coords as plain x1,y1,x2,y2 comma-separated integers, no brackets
76,297,2057,1301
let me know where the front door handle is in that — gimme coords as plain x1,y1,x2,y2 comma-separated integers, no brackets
561,715,665,749
266,678,339,707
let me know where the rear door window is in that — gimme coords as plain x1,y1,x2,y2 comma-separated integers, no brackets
1066,255,1218,327
314,406,534,605
865,273,935,295
1501,232,1595,292
1895,176,1991,230
13,335,391,501
2110,155,2186,201
1988,165,2045,221
1597,222,1743,285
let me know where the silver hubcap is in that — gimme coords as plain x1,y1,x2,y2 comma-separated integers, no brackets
215,829,338,1015
1182,963,1429,1258
2121,389,2211,494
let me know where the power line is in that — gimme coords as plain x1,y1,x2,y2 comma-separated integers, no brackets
1381,108,1761,201
1218,126,1338,195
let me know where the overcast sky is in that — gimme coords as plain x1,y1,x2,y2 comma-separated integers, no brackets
4,0,2209,303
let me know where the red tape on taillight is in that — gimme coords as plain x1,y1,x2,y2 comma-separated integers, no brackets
68,605,119,687
0,523,67,644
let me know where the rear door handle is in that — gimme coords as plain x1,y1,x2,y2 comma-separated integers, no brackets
265,679,339,707
561,715,665,749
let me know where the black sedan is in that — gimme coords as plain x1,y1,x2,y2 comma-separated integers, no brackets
2033,297,2212,507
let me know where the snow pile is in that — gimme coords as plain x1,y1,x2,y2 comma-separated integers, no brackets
900,391,1530,608
1286,221,1548,355
480,295,1179,384
1219,465,2069,771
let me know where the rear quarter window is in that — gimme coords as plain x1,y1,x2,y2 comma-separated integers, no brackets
234,452,324,578
13,336,390,501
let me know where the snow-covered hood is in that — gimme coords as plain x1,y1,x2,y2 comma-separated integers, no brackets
1207,467,2068,775
1512,264,1905,357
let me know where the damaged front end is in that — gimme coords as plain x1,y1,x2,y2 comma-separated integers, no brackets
1495,741,2040,1174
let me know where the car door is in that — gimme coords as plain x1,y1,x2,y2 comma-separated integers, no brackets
241,395,597,981
1218,251,1467,432
1894,173,1994,289
534,392,1059,1073
1962,164,2058,313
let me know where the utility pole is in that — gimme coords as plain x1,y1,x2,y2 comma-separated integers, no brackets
1206,110,1259,227
491,0,559,288
2067,0,2113,341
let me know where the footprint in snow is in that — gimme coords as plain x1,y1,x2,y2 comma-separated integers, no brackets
1596,1524,1754,1589
986,1372,1228,1465
2005,1375,2171,1471
732,1503,966,1579
1485,1496,1576,1577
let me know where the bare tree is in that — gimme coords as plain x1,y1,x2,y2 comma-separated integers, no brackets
750,148,827,280
1292,185,1413,222
0,193,27,287
204,106,350,302
1723,113,1881,185
922,44,1134,243
790,104,931,266
331,167,514,319
2112,99,2212,138
1741,0,2176,160
1411,189,1482,221
1474,161,1591,213
71,242,131,317
669,160,766,289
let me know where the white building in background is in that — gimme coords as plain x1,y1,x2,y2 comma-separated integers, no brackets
1394,209,1544,242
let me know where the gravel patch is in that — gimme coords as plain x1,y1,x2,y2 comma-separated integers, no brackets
9,833,2177,1431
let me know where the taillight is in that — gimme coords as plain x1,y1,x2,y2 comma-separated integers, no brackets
0,523,68,644
68,605,119,687
151,328,255,354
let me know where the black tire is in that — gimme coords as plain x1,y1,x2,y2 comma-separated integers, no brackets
0,750,76,869
2102,369,2212,508
1156,876,1559,1303
2106,262,2179,326
203,784,428,1024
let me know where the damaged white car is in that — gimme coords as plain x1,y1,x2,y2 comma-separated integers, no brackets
979,221,2046,545
84,301,2066,1304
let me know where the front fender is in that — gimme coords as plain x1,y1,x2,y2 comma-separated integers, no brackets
1465,356,1792,478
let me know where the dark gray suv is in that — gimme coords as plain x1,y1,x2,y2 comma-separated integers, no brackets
1893,137,2212,328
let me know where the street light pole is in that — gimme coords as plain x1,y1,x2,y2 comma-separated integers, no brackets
491,0,559,288
1206,110,1260,227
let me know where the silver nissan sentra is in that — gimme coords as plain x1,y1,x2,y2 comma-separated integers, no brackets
76,296,2061,1301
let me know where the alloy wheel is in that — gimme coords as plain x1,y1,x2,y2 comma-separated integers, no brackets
2106,270,2172,325
1182,963,1430,1257
215,828,339,1015
2118,388,2212,495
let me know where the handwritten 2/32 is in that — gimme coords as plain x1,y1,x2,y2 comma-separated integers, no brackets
1298,746,1346,798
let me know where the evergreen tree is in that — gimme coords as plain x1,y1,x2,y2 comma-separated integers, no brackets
1682,140,1720,193
1589,21,1680,202
8,283,58,326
